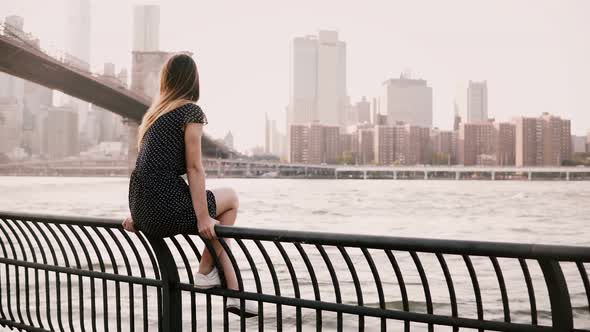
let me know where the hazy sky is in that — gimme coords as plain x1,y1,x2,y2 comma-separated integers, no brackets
2,0,589,151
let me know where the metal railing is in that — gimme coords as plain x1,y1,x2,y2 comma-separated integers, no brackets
0,211,588,331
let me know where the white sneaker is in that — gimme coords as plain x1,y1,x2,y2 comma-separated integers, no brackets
193,268,221,289
226,297,259,318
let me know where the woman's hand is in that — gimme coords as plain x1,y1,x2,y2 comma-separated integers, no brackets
198,216,219,240
122,215,137,232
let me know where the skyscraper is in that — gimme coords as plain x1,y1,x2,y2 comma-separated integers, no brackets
133,5,160,52
288,30,347,126
66,0,91,64
356,96,371,124
467,81,488,123
381,74,433,128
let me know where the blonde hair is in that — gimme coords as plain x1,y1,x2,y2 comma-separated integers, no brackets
137,53,200,148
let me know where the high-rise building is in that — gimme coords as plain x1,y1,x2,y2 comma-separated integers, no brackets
466,81,488,123
133,5,160,52
374,123,430,165
457,122,496,166
571,135,586,154
356,96,371,124
288,124,309,163
406,125,431,165
514,113,571,167
289,122,340,164
0,97,23,155
374,125,396,165
541,113,571,166
381,74,433,128
66,0,91,64
62,1,91,136
432,129,454,156
358,127,375,165
43,106,79,159
494,122,516,166
338,132,357,164
288,31,347,126
514,117,540,167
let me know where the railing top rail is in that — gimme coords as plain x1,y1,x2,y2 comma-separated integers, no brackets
1,211,589,261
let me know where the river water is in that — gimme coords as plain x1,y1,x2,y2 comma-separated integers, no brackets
0,176,588,331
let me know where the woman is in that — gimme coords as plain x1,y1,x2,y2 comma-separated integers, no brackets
121,53,256,317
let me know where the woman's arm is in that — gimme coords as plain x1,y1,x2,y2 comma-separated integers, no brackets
185,122,217,239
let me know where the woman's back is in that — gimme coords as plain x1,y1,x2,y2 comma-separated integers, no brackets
133,103,207,178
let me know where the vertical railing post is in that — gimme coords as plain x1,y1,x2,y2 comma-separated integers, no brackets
538,259,573,331
148,237,182,332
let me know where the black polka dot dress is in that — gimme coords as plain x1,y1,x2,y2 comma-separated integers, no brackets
128,103,217,238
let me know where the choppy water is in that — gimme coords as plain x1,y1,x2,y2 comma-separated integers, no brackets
0,177,589,331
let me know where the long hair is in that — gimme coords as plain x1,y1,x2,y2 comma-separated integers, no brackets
136,53,200,148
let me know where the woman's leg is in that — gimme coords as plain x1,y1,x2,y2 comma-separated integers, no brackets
198,187,239,290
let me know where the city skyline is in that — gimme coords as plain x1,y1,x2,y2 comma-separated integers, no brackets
1,0,590,153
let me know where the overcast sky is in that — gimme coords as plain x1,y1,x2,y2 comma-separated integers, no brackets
2,0,589,151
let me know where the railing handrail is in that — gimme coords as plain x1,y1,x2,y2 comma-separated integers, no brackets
2,210,589,261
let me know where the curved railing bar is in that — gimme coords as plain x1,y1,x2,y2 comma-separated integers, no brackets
410,251,434,332
385,250,410,332
361,247,387,331
463,255,484,332
78,225,108,332
0,221,19,324
0,219,10,323
12,220,39,328
55,225,91,331
21,220,49,330
218,238,247,332
169,236,197,332
119,230,150,332
315,244,343,332
66,224,98,332
235,238,264,328
254,239,283,331
90,226,121,332
30,221,62,332
519,258,538,325
134,231,162,329
44,222,73,331
295,242,322,331
3,219,31,326
274,241,302,332
435,253,458,332
577,261,590,315
105,228,135,331
55,223,84,332
179,234,204,332
490,256,511,322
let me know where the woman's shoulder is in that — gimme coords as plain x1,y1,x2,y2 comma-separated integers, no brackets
180,102,207,125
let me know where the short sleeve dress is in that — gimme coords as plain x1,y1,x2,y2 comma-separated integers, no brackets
128,103,217,238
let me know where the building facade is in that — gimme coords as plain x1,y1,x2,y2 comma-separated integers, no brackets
457,122,496,166
133,5,160,52
381,74,433,128
466,81,488,123
288,31,347,126
514,113,571,167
